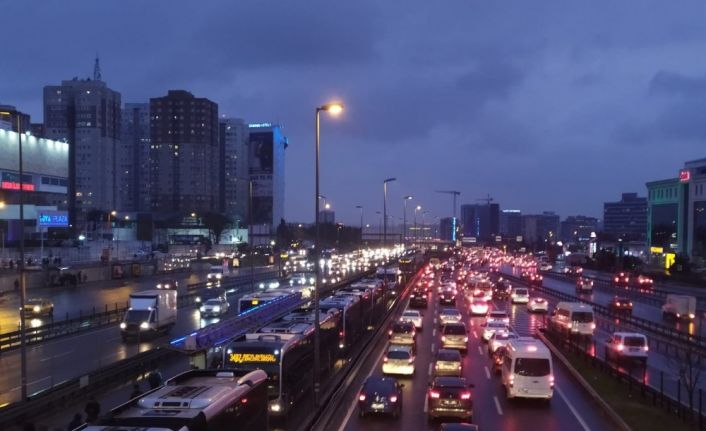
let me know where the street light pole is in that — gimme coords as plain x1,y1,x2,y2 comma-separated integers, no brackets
355,205,363,242
383,178,396,247
414,205,421,246
14,115,28,401
313,102,343,408
402,196,412,248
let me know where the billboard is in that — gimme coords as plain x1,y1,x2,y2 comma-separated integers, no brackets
38,210,69,227
249,132,274,174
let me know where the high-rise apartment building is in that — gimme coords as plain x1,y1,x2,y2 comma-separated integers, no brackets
500,209,522,237
219,118,249,224
560,215,599,243
248,123,287,229
521,212,560,246
603,193,647,240
119,103,150,212
460,203,499,241
43,76,121,228
149,90,219,216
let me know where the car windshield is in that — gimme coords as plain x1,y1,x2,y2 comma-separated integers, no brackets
488,322,507,329
205,299,222,305
442,309,460,316
403,312,419,318
623,336,646,346
514,358,551,377
437,351,460,362
490,312,507,317
515,289,528,295
572,312,594,323
443,325,466,335
365,379,395,394
393,323,414,333
387,350,411,360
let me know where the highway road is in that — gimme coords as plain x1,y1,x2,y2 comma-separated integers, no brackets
329,271,619,431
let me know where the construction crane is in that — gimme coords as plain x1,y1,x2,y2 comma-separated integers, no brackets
476,194,494,205
435,190,461,219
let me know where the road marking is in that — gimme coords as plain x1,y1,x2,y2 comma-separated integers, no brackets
433,317,437,324
478,345,483,355
432,328,436,337
431,343,436,354
484,366,491,379
494,396,503,415
337,338,388,431
473,330,478,338
428,363,433,377
556,385,591,431
423,395,429,413
39,350,74,362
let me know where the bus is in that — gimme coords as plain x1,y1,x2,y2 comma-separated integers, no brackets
238,291,293,314
223,310,342,419
336,279,385,329
320,294,364,351
84,369,268,431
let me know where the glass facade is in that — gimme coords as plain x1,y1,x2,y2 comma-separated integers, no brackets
694,201,706,259
650,203,678,250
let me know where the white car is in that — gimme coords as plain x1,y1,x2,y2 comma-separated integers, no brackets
469,299,489,316
604,332,648,365
382,344,416,375
439,308,463,325
511,287,530,304
199,297,229,317
400,310,423,330
486,310,510,325
489,331,519,354
527,297,549,313
539,263,553,272
482,321,509,342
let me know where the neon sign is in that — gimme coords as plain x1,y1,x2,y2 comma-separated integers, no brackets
38,211,69,227
680,169,691,183
1,181,34,191
229,353,277,364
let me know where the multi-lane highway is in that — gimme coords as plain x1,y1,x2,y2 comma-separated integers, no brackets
327,267,620,431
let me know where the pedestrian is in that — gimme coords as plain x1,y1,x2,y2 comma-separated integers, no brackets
66,413,82,431
84,395,100,423
129,383,142,400
147,370,163,389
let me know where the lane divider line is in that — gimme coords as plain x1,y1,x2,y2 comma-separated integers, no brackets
428,363,433,377
484,366,491,380
477,345,483,355
493,395,503,416
556,385,592,431
432,328,436,337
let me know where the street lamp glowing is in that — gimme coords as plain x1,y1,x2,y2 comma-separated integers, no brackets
322,103,344,115
325,203,331,210
191,212,197,217
416,205,422,211
110,210,117,216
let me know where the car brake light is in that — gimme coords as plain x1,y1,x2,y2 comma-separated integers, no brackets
441,335,446,342
460,392,471,400
617,344,624,351
388,329,393,336
614,277,618,282
358,394,366,401
429,390,440,399
383,356,388,362
390,395,398,403
591,323,596,329
549,375,555,386
464,336,469,342
408,357,414,364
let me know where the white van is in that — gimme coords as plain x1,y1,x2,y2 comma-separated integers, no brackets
549,302,595,337
501,337,554,400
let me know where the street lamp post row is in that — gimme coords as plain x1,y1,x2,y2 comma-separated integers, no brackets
313,102,343,407
383,178,396,246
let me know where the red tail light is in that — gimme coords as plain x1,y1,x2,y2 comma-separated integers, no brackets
460,392,471,400
383,356,388,362
441,335,446,342
390,395,398,403
241,397,248,404
358,393,366,401
388,329,393,336
429,390,440,399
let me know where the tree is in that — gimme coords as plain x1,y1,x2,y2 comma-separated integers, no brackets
276,219,292,248
670,344,703,414
202,212,232,245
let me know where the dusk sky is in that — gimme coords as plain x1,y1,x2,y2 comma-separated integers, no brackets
3,1,706,226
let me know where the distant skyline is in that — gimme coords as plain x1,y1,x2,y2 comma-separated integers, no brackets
2,1,705,226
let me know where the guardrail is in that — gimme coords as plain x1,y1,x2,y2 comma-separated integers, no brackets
0,271,279,352
0,348,176,429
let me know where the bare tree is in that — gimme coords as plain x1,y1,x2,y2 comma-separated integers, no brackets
670,344,703,413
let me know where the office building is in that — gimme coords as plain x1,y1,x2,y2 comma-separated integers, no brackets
521,212,560,247
0,128,69,241
681,158,706,263
439,217,457,242
248,123,287,229
0,106,31,132
149,90,219,216
460,203,500,241
119,103,150,212
500,209,522,237
43,73,121,230
219,118,249,225
646,178,682,255
603,193,647,240
560,215,599,244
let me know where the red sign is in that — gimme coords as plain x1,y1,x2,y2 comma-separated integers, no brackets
680,169,691,183
1,181,35,191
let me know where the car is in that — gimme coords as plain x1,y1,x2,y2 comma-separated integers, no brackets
400,309,423,329
427,376,474,422
493,282,512,300
486,310,510,325
434,348,463,376
566,265,583,276
482,321,509,342
155,279,179,289
383,344,416,375
511,287,530,304
609,296,633,314
358,376,404,418
24,298,54,317
439,308,463,325
199,297,229,317
389,321,416,345
613,272,630,288
527,273,543,287
527,297,549,313
576,277,594,293
632,274,654,290
440,423,479,431
441,323,469,352
604,332,648,365
409,291,428,308
491,346,507,375
469,298,489,316
488,331,519,354
439,291,456,305
539,262,553,272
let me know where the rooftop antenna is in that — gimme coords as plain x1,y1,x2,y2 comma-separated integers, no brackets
93,54,102,81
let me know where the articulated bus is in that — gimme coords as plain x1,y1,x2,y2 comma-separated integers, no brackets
320,294,364,351
223,310,342,419
84,369,268,431
336,279,385,329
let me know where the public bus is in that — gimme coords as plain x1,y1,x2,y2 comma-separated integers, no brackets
83,369,268,431
238,291,292,314
320,294,364,351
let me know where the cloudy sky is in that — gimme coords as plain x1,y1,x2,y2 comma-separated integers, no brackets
2,1,706,225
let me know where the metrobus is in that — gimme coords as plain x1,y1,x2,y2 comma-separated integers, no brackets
237,291,292,314
320,294,364,351
83,369,268,431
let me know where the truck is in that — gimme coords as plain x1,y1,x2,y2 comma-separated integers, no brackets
120,290,177,340
661,294,696,321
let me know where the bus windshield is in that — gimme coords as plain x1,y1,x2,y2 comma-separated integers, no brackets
514,358,551,377
225,346,280,397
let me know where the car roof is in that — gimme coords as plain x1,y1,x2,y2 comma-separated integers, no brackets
403,310,421,315
437,349,462,360
441,308,461,313
432,376,467,387
613,332,646,338
388,343,413,352
490,310,508,315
